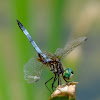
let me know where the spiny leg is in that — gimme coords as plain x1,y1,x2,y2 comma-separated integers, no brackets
63,77,67,82
45,77,54,93
58,74,60,85
58,74,62,85
52,74,58,91
60,78,62,85
52,77,57,91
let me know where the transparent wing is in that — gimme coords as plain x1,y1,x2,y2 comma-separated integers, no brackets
43,51,56,59
55,37,87,60
24,57,44,83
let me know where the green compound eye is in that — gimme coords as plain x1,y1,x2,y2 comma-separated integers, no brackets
63,68,74,79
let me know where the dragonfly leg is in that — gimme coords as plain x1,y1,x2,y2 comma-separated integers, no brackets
60,78,62,85
58,74,60,85
63,77,68,82
45,77,54,93
52,74,59,91
52,77,57,91
63,77,71,82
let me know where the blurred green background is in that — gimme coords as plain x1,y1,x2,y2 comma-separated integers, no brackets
0,0,100,100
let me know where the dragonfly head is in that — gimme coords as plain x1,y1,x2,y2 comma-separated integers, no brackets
63,68,74,80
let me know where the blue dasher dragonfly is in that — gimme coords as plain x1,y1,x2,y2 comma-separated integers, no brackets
17,20,87,92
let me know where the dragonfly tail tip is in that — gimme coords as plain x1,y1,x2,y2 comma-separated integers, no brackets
16,20,24,30
16,20,20,24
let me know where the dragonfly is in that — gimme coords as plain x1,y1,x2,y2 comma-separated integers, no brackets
17,20,87,92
